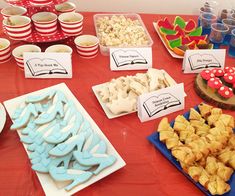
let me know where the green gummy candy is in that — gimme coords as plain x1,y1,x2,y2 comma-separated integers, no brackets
174,16,186,29
169,38,182,48
160,27,177,35
189,27,202,36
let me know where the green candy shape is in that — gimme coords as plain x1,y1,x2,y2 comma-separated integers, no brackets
160,27,177,35
174,16,186,29
169,38,182,49
189,26,203,36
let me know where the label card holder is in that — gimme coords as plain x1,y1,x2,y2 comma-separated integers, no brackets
182,49,226,73
137,83,185,122
110,47,152,71
24,52,72,78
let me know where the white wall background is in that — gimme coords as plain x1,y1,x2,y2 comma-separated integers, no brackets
0,0,234,14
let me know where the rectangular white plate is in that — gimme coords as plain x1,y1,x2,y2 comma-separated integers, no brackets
92,69,179,119
153,22,183,59
4,83,126,196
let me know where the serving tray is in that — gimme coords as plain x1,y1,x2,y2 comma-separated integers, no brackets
147,106,235,196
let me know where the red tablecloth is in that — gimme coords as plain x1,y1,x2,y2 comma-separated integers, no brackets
0,12,234,196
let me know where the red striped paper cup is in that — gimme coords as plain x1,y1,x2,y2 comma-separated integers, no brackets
29,0,52,6
0,38,11,64
58,12,83,36
74,35,99,59
55,2,76,13
32,12,58,35
12,45,41,69
3,15,32,40
1,6,27,19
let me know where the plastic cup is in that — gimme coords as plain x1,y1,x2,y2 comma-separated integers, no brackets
218,9,234,22
228,29,235,57
198,6,215,26
209,23,229,49
200,12,217,35
222,18,235,45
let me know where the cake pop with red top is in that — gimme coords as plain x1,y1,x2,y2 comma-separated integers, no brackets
223,73,235,84
208,77,223,91
218,86,234,99
224,66,234,74
211,68,224,77
200,70,215,81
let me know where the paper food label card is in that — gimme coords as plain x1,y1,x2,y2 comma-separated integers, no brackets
24,52,72,78
182,49,225,73
110,48,152,70
137,83,185,122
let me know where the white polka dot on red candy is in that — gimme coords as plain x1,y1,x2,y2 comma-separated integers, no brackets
215,81,218,85
210,73,215,77
229,88,232,91
220,87,225,90
218,70,222,73
205,70,210,73
229,76,233,80
225,91,230,95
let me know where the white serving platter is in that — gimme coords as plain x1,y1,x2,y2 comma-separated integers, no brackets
0,103,6,133
92,69,179,119
153,22,183,59
3,83,126,196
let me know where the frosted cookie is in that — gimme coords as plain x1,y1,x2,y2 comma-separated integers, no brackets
49,166,93,191
11,103,38,130
25,90,56,103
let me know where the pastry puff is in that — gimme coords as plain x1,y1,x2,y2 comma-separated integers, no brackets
205,156,233,182
207,176,230,195
218,148,235,169
198,103,213,119
172,145,196,165
157,118,181,149
188,165,204,182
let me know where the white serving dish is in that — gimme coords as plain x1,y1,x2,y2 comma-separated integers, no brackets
94,13,154,56
4,83,126,196
153,22,183,59
92,69,178,119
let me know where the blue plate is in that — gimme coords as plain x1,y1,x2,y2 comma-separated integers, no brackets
147,106,235,196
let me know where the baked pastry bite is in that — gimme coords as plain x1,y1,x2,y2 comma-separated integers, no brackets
172,145,196,165
198,103,213,118
188,165,204,182
207,175,230,195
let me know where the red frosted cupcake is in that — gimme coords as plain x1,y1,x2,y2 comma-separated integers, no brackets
223,73,235,87
200,70,215,82
207,77,223,92
211,68,224,77
224,66,235,74
218,86,234,99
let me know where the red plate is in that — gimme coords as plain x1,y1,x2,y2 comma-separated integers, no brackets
25,28,68,43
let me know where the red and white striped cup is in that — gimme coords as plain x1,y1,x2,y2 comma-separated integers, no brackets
3,15,32,40
32,12,58,35
29,0,52,6
1,6,27,19
55,2,76,13
74,35,99,59
58,12,83,36
12,45,41,69
0,38,11,64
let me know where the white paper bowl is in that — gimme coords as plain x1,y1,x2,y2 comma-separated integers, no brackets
55,2,76,13
12,45,41,68
58,12,83,24
1,6,27,19
45,44,73,55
